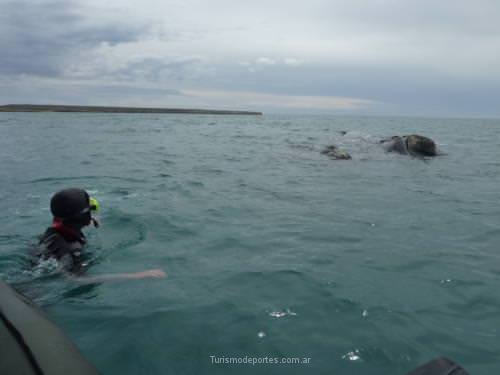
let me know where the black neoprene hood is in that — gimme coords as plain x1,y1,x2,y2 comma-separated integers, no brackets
50,188,90,219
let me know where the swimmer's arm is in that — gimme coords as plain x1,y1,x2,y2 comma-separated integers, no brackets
63,269,166,283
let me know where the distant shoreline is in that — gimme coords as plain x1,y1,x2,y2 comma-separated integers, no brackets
0,104,263,116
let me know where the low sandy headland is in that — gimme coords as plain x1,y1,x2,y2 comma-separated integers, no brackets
0,104,262,116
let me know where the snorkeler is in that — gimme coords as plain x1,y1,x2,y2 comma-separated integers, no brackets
35,188,165,281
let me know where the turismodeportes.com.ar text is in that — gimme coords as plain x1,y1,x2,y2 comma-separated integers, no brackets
210,356,312,365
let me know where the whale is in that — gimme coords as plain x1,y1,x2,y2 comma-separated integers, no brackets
320,145,352,160
380,134,437,157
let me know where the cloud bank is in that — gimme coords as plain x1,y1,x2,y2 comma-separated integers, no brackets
1,0,499,116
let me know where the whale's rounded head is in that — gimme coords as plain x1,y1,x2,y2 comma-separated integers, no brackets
406,135,437,156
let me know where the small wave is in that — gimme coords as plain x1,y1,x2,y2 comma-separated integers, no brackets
390,259,436,272
268,308,298,318
0,234,24,243
341,346,414,364
342,349,362,361
287,143,316,151
25,175,144,184
192,166,225,175
186,180,205,188
27,257,60,277
232,134,259,140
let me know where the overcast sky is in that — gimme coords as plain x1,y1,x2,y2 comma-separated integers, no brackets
1,0,499,116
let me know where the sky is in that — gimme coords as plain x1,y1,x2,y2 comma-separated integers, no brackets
1,0,499,116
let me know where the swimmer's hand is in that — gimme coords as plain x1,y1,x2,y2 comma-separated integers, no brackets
65,268,166,283
129,269,167,279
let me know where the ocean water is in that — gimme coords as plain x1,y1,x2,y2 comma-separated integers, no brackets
0,112,499,375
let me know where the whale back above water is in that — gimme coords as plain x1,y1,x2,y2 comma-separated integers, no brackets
381,134,437,157
320,145,352,160
405,134,437,156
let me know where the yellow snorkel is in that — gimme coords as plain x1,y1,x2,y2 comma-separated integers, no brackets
89,197,100,228
89,197,100,213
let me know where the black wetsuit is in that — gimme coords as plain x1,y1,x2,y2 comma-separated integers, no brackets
36,226,86,273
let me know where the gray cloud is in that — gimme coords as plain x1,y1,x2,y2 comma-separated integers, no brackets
1,0,499,116
191,62,500,116
0,75,184,106
93,57,206,82
313,0,500,35
0,0,149,76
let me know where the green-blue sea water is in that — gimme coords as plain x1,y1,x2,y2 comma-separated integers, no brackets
1,113,499,375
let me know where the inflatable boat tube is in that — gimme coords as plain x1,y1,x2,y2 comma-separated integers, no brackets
0,280,99,375
406,357,470,375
